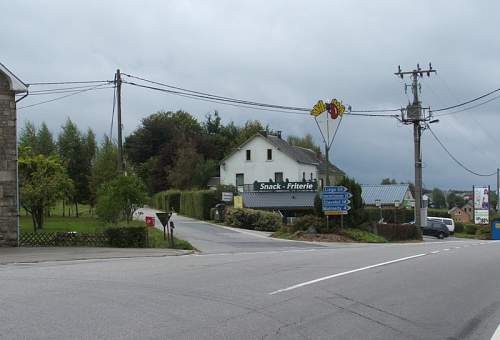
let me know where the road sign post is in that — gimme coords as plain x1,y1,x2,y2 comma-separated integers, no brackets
156,212,172,241
322,186,352,229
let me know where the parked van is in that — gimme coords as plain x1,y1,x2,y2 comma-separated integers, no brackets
428,217,455,234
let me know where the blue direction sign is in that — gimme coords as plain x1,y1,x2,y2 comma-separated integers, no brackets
322,192,352,200
322,186,352,213
323,205,351,212
323,186,348,193
322,199,349,205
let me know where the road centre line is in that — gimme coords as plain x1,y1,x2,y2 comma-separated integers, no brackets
269,241,500,295
269,253,427,295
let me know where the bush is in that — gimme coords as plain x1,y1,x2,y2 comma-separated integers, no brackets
179,190,218,220
340,228,387,243
476,225,491,239
454,222,464,233
375,223,422,241
96,175,147,223
104,226,148,248
464,224,478,235
288,215,326,233
225,208,282,232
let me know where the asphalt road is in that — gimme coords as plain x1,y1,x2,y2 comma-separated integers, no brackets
1,219,499,339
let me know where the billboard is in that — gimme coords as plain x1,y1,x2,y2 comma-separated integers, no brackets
473,186,490,224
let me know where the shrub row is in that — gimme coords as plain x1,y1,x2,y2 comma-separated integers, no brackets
104,226,149,248
365,207,450,224
375,223,422,241
225,208,282,232
180,190,218,220
152,190,181,212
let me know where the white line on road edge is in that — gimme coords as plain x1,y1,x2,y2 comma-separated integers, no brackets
269,253,427,295
430,250,440,254
491,324,500,340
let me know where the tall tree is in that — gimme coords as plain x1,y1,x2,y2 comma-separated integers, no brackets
287,133,321,153
58,119,91,216
431,188,446,209
89,136,118,210
19,121,38,153
36,122,56,156
447,191,465,209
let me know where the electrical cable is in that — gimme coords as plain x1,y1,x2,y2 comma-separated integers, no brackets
434,94,500,117
27,80,112,86
426,124,496,177
27,86,115,96
122,72,401,115
17,82,113,110
110,84,117,140
432,87,500,113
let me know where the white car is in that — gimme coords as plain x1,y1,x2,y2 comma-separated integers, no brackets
428,217,455,234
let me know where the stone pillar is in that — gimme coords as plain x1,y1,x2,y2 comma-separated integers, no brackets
0,71,18,246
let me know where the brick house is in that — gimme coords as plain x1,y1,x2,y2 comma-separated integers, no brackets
0,63,28,246
448,202,473,224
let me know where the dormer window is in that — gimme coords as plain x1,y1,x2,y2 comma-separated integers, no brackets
246,150,251,161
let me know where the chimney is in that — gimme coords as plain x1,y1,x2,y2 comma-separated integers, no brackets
277,131,282,139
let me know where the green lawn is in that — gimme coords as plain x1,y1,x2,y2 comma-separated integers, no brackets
20,215,194,250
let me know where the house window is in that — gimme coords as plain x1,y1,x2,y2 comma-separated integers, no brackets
274,172,283,182
246,150,251,161
310,172,313,180
267,149,272,160
236,173,244,186
302,172,306,181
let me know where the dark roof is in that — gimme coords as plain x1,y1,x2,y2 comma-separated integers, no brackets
265,135,319,165
242,192,315,209
207,177,220,187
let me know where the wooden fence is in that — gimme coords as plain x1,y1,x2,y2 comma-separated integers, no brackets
19,232,108,247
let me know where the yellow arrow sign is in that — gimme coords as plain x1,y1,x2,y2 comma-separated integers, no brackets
310,100,326,117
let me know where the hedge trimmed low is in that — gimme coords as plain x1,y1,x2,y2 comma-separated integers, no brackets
104,226,149,248
225,208,282,232
375,223,422,241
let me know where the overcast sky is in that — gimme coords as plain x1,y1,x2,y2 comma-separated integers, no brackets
2,0,500,190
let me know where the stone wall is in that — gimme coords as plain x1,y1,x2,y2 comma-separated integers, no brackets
0,71,18,246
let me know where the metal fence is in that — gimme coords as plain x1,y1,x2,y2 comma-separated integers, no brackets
19,232,108,247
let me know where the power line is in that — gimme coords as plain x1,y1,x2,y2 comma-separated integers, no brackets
17,83,113,110
426,124,496,177
29,84,112,93
110,84,117,140
432,87,500,113
122,72,401,115
27,86,115,96
434,94,500,117
27,80,112,86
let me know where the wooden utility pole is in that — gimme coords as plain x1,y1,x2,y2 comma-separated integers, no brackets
395,64,436,227
115,69,124,174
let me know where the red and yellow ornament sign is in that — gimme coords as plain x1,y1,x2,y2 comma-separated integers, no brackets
310,99,345,119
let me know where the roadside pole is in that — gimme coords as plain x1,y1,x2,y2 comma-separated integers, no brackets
115,69,124,175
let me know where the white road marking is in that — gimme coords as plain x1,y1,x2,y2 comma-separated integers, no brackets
269,253,427,295
454,246,461,249
443,248,450,251
491,324,500,340
430,250,440,254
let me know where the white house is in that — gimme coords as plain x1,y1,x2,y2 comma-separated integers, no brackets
220,132,343,191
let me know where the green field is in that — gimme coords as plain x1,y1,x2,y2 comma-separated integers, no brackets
20,214,194,250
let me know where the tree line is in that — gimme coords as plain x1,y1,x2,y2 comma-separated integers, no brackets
18,111,318,229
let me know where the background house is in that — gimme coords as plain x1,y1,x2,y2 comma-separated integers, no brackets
220,131,344,191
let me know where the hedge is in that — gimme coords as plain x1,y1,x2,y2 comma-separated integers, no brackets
180,190,218,220
375,223,422,241
104,226,149,248
152,190,181,212
464,224,478,235
225,208,282,232
365,207,450,224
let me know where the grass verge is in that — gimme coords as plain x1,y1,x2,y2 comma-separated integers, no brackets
339,228,387,243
